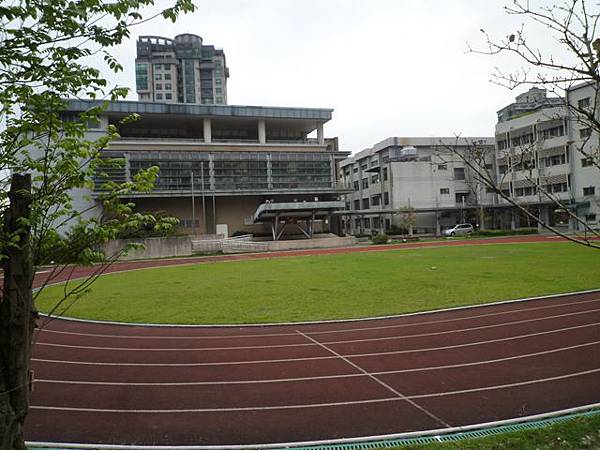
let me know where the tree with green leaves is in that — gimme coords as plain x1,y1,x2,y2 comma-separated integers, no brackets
0,1,195,448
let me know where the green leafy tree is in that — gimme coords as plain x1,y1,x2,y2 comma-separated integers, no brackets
0,1,195,448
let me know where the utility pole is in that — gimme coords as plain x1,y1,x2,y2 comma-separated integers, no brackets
200,161,206,234
191,171,195,235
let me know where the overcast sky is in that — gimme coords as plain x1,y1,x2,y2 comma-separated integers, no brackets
101,0,555,153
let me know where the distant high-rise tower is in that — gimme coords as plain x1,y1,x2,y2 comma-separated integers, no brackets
135,33,229,105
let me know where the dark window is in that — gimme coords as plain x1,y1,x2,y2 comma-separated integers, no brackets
438,164,447,170
585,213,597,221
454,167,465,180
578,97,591,109
440,188,450,195
580,128,592,139
371,195,381,206
582,158,594,167
383,192,389,205
353,181,359,191
583,186,596,196
362,198,369,209
383,167,388,181
455,192,468,203
371,173,379,184
361,178,368,189
353,199,360,209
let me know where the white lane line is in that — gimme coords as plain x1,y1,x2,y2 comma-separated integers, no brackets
30,321,600,367
29,368,600,413
296,330,451,427
35,297,600,341
32,340,600,386
409,367,600,399
34,307,600,351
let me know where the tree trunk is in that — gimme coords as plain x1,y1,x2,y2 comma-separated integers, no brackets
0,174,34,450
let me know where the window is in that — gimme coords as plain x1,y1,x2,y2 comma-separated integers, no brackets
135,63,149,90
583,186,596,196
216,88,222,94
582,158,594,167
216,97,223,103
454,167,465,180
154,73,162,80
353,181,359,191
155,83,162,90
216,78,222,85
541,125,564,139
546,154,566,166
164,73,171,80
499,164,508,175
165,93,172,100
580,128,592,139
354,218,361,229
456,192,468,203
383,167,388,181
361,178,368,189
585,214,597,222
353,200,360,209
383,192,389,205
353,167,358,174
363,218,371,228
154,63,162,70
497,140,508,150
165,83,172,90
372,217,381,229
438,164,447,170
440,188,450,195
155,93,163,100
371,195,381,206
578,97,591,109
362,198,370,209
371,174,379,184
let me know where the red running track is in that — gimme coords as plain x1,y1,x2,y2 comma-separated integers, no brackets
26,290,600,447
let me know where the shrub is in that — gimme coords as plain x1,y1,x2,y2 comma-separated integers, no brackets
474,228,538,237
371,233,389,245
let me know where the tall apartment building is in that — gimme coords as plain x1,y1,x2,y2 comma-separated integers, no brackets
494,86,599,230
338,137,496,235
60,99,349,237
135,34,229,105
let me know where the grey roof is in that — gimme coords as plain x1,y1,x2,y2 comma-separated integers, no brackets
64,99,333,121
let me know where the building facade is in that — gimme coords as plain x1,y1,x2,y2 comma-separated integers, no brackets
494,86,599,230
338,137,496,235
63,100,349,237
135,34,229,105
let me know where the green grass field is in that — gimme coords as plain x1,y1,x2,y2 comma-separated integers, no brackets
36,242,600,324
403,412,600,449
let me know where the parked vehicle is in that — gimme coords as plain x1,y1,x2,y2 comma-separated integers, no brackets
443,223,474,237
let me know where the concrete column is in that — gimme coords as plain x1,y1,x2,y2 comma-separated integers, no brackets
203,118,212,143
317,122,324,145
258,119,266,144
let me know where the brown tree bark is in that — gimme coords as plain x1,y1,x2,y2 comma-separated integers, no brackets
0,174,35,450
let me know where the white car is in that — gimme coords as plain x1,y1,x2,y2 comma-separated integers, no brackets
443,223,474,237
